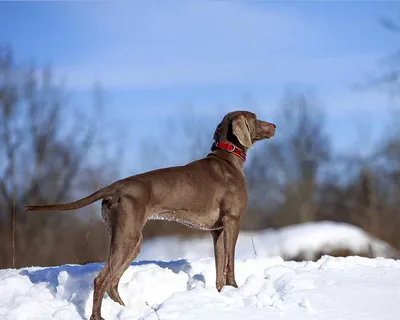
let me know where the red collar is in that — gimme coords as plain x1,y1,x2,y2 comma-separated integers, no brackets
211,141,247,162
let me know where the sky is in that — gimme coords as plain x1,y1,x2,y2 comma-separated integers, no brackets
1,1,399,176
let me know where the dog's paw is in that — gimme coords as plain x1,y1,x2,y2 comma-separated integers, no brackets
216,282,226,292
226,279,238,288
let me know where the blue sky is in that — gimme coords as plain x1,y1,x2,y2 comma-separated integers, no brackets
1,1,399,176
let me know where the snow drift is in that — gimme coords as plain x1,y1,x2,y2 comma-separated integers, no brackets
138,221,398,262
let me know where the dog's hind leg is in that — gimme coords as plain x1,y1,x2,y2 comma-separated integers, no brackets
91,227,142,319
107,232,143,305
90,198,144,320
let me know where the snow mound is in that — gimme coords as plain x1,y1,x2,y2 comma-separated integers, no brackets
138,221,398,262
1,256,400,320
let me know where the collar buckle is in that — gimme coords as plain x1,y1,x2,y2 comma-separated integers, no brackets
225,143,235,152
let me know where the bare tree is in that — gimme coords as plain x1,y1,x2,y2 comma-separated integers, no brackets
345,13,400,247
0,46,118,268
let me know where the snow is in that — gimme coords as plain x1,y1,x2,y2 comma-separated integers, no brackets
137,221,398,261
1,221,399,320
1,256,400,320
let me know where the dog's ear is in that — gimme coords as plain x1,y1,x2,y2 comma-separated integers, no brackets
232,114,253,148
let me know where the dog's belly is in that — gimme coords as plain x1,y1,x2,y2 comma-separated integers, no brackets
150,209,223,231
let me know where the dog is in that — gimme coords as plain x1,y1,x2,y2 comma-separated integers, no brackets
25,110,276,320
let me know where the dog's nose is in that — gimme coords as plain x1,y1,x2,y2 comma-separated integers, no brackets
271,123,276,129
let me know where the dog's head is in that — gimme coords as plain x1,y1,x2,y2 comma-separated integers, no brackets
213,111,276,149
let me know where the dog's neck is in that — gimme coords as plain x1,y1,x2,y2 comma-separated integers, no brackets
209,140,247,167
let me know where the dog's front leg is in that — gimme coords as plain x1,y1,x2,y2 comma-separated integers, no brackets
211,229,225,291
223,215,240,288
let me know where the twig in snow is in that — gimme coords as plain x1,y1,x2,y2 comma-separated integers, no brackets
251,237,258,257
12,198,16,268
145,302,161,320
77,216,93,264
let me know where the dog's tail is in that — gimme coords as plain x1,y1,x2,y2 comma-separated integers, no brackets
24,183,117,212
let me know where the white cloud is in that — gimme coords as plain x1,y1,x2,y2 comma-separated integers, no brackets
58,52,383,90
